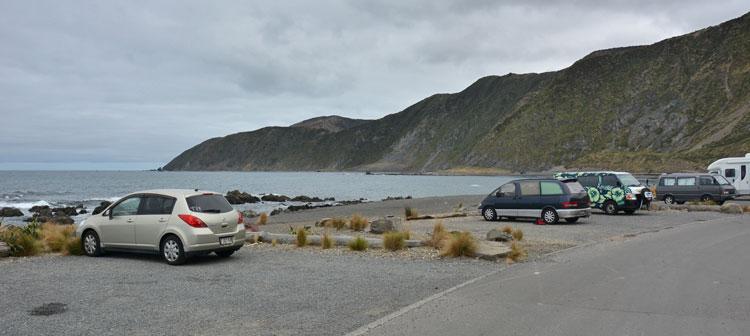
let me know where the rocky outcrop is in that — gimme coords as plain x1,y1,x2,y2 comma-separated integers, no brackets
369,216,399,234
486,229,513,242
225,190,261,204
0,207,23,217
261,194,291,202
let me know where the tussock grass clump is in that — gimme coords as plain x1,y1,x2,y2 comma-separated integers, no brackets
271,238,278,247
348,235,368,251
41,223,75,252
440,231,476,258
686,200,717,206
506,241,527,264
425,221,449,249
404,207,418,219
501,225,513,234
63,237,83,256
323,218,347,231
321,231,333,249
295,228,308,247
349,214,368,231
0,226,41,257
742,205,750,213
511,228,524,241
383,232,406,251
257,213,268,225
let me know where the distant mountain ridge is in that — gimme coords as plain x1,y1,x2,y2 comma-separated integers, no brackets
165,12,750,173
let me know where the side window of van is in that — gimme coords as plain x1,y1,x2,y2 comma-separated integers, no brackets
577,175,598,187
540,182,564,195
499,183,516,196
677,177,696,186
660,178,676,186
519,181,541,196
725,169,735,178
601,174,619,187
742,165,747,180
699,177,715,185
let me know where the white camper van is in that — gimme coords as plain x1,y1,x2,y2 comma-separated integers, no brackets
707,153,750,196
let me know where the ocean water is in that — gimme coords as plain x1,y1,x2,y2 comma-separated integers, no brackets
0,171,514,223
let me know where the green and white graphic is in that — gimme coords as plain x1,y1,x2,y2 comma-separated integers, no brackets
554,172,637,209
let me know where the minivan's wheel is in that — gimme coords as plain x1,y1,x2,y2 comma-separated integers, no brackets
541,208,559,224
82,230,102,257
482,207,497,221
215,249,236,258
663,195,675,205
564,217,579,224
161,235,187,265
603,201,618,215
700,194,713,202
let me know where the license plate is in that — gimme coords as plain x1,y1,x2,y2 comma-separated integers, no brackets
644,192,653,199
220,237,233,246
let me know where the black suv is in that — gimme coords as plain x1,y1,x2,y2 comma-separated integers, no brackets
479,178,591,224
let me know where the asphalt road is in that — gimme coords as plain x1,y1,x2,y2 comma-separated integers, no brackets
356,213,750,336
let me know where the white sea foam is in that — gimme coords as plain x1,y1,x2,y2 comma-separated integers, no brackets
0,200,51,210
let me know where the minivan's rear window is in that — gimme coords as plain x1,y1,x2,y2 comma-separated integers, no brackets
186,194,234,213
564,181,586,193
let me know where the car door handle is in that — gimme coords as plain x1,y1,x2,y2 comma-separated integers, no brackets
158,218,168,223
126,218,134,223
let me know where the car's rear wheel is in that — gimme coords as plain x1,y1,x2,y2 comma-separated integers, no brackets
215,249,236,258
482,207,497,221
82,230,102,257
564,217,579,224
603,201,618,215
541,208,559,224
663,195,675,205
161,235,187,265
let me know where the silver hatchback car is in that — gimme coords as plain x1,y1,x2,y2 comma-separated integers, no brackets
76,189,246,265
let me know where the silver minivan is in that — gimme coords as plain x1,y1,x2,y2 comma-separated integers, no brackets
657,174,736,204
76,189,246,265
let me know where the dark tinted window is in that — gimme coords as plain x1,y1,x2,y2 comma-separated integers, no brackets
139,195,176,215
742,165,747,180
564,181,585,193
519,181,540,196
577,175,598,187
725,169,735,178
186,194,233,213
699,177,715,186
111,197,141,216
600,174,619,187
540,181,564,195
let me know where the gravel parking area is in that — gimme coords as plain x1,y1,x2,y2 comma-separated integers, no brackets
0,246,494,336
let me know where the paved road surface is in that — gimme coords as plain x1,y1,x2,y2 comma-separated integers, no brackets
357,214,750,336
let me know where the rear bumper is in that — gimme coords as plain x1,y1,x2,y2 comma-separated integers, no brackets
184,227,246,252
557,208,591,218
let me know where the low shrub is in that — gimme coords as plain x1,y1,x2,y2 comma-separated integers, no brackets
257,212,269,225
440,231,476,258
321,231,333,249
383,232,406,251
0,226,41,257
743,205,750,213
323,218,347,231
271,238,278,247
404,207,418,219
349,214,368,231
424,221,449,248
63,237,83,256
511,228,524,241
506,241,527,264
41,223,75,252
295,228,308,247
348,235,368,251
501,225,513,234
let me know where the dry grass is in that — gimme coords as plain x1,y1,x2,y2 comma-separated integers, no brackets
348,235,368,251
743,205,750,213
440,231,477,258
404,207,418,219
506,241,527,264
383,232,406,251
323,218,347,231
511,228,524,241
62,237,83,256
40,223,75,252
271,238,278,247
295,228,308,247
321,231,333,249
0,226,41,257
424,221,449,249
251,234,259,244
686,200,718,206
349,214,368,231
501,225,513,234
257,212,269,225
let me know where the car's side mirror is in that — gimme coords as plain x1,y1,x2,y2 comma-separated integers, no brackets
103,209,112,219
496,192,504,197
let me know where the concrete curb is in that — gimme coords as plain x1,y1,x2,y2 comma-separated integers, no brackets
249,231,424,248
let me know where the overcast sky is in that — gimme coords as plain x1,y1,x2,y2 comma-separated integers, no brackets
1,1,748,170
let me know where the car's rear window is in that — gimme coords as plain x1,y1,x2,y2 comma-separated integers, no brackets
186,194,234,213
564,181,586,193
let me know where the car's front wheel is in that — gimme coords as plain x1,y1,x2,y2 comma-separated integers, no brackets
541,208,559,224
482,207,497,221
161,235,187,265
82,230,102,257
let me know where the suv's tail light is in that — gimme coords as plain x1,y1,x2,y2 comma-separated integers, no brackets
178,214,207,228
562,201,578,208
625,193,637,200
237,211,244,224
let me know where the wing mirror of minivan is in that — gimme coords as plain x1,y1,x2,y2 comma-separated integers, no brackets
103,209,112,219
495,192,504,197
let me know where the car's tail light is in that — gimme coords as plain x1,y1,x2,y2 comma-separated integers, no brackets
237,211,244,224
562,201,578,208
625,193,637,200
178,214,207,228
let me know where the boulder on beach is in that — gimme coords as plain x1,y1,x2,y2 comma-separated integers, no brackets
0,242,10,258
92,201,112,215
369,216,398,234
261,194,291,202
0,207,24,217
225,190,260,204
50,215,74,225
52,207,78,216
290,195,324,202
486,228,513,242
29,205,51,213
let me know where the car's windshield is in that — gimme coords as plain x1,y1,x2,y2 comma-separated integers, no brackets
186,194,234,213
616,173,641,187
713,175,731,185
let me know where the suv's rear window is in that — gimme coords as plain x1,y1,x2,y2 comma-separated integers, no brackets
186,194,233,213
564,181,585,193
